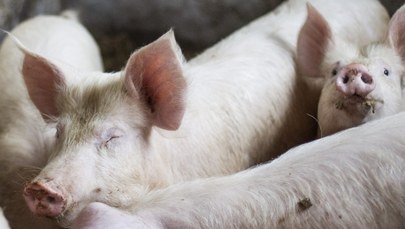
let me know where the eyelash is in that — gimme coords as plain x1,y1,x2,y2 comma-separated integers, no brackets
106,136,118,144
56,125,61,139
99,128,123,149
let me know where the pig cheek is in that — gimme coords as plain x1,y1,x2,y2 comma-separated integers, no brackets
93,142,141,200
317,83,350,136
55,176,100,226
373,82,402,117
318,82,342,114
317,93,338,135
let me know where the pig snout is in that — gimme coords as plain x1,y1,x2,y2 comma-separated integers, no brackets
23,182,65,217
335,64,375,97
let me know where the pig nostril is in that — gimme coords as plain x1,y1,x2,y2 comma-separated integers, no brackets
361,75,373,84
343,75,349,84
47,196,56,203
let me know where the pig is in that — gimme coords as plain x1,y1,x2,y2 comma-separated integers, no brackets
21,0,389,227
296,3,405,137
72,110,405,229
0,208,10,229
0,12,103,229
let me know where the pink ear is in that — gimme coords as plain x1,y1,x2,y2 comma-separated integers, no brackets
388,5,405,63
124,30,186,130
297,3,332,78
23,52,65,120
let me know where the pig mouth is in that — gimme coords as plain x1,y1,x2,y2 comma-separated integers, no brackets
334,95,384,115
54,202,81,228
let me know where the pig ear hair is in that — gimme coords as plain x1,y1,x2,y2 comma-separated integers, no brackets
1,29,28,51
124,30,186,131
296,3,332,78
21,47,65,121
388,5,405,63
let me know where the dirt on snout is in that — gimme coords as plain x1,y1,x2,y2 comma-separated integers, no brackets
334,96,384,115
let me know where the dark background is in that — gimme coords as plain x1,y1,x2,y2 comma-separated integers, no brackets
0,0,402,71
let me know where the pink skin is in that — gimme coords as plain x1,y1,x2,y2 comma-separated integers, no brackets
335,63,375,98
21,31,186,227
23,183,66,217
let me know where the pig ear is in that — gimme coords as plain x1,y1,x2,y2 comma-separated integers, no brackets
388,5,405,63
22,51,65,120
297,3,332,78
124,30,186,130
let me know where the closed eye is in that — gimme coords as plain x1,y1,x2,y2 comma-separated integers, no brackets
55,123,63,139
101,135,120,149
97,127,124,150
106,135,120,144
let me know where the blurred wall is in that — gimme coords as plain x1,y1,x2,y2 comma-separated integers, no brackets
0,0,403,71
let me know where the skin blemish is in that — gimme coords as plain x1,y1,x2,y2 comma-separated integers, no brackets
297,197,313,211
362,99,384,114
335,100,344,110
278,217,286,224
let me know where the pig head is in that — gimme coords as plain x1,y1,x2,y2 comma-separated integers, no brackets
297,4,405,137
21,31,186,227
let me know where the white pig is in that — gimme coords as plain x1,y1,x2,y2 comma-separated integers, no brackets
72,110,405,229
21,0,388,227
0,208,10,229
0,12,103,229
296,4,405,137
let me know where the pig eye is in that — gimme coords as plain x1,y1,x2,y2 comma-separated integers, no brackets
331,62,340,76
55,125,62,139
332,68,338,76
99,128,124,149
106,136,119,144
383,68,389,76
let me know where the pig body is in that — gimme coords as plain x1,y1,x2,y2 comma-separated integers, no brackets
72,111,405,229
0,13,103,229
21,0,388,227
297,3,405,137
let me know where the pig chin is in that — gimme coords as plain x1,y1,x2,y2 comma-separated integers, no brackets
55,201,87,228
333,95,383,117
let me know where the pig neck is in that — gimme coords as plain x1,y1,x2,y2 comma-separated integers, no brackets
144,1,322,186
146,49,317,186
146,77,318,186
